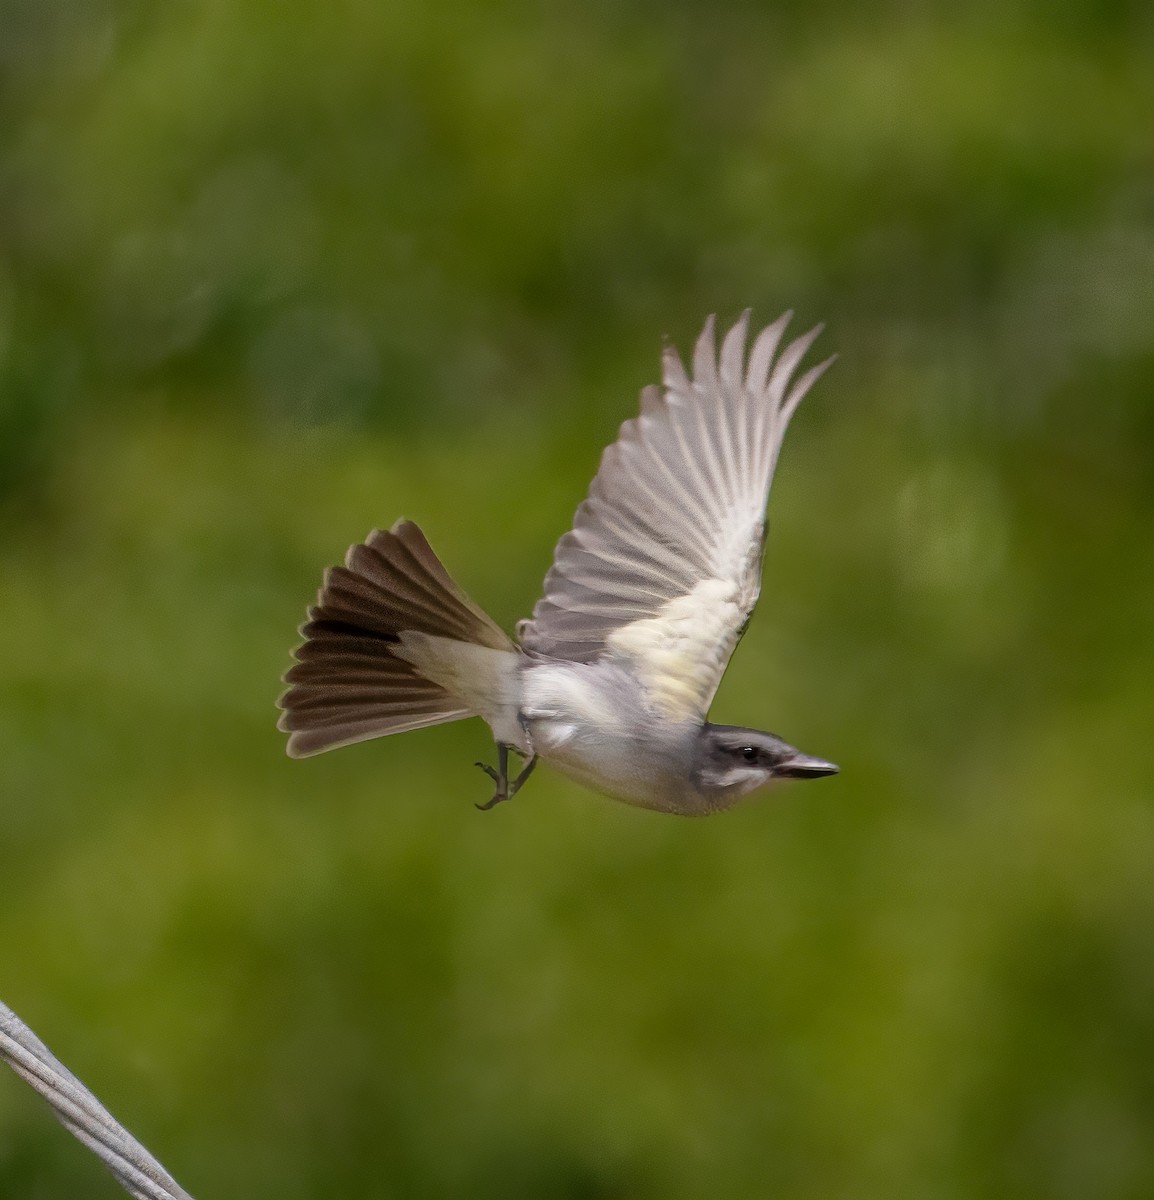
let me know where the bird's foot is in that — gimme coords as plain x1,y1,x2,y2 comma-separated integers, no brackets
474,765,507,810
474,745,538,812
475,742,510,810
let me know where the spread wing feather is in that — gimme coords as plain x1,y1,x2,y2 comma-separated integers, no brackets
517,311,833,722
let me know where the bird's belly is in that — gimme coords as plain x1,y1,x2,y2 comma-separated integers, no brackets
530,722,697,812
520,661,697,812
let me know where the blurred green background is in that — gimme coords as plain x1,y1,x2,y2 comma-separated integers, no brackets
2,1,1153,1197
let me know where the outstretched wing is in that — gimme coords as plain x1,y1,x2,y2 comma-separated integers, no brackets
517,311,833,722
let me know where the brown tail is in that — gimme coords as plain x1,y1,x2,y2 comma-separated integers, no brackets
278,520,512,758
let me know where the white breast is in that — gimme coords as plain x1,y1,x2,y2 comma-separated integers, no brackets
520,660,699,812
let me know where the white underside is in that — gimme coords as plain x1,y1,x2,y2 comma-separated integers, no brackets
519,659,706,813
390,634,727,814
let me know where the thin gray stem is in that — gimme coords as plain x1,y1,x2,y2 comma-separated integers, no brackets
0,1000,194,1200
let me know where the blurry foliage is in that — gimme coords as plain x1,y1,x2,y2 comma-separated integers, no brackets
1,1,1153,1198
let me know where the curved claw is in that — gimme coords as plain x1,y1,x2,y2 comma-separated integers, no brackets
473,744,533,813
474,761,500,785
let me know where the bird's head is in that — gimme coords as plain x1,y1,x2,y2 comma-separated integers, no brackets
693,723,838,809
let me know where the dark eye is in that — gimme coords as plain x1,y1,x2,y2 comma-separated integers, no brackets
741,746,758,763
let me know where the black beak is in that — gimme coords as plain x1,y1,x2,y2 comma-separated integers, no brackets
777,751,839,780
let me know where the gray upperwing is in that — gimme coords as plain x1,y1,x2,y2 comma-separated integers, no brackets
517,310,833,722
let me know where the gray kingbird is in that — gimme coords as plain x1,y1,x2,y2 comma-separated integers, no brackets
279,311,839,815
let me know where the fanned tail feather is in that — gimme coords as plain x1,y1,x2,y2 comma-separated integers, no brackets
278,520,512,758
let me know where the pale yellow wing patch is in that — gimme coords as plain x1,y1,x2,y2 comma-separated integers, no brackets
606,577,749,721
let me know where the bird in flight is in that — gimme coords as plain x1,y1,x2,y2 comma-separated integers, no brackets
279,311,838,815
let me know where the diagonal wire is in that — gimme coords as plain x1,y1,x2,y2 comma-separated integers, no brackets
0,1000,195,1200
